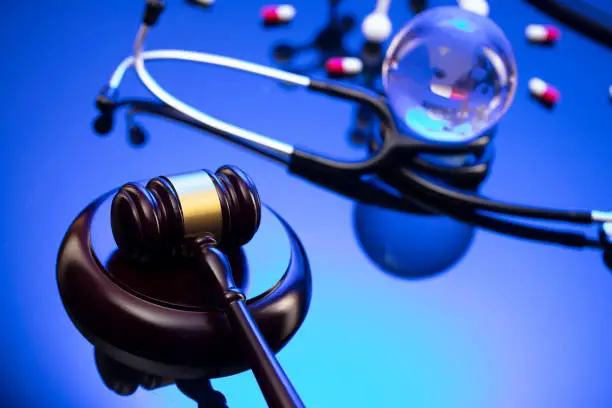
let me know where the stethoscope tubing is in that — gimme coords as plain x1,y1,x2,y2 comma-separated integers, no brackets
103,20,612,228
118,98,601,249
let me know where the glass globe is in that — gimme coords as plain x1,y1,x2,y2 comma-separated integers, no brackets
382,6,517,143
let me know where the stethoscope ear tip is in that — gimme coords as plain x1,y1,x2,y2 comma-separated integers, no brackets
93,115,113,136
128,123,148,147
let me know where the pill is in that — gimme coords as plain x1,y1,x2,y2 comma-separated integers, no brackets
430,84,468,100
525,24,560,43
325,57,363,76
261,5,296,24
528,78,560,104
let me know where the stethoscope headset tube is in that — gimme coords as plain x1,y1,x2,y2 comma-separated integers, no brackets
96,0,612,251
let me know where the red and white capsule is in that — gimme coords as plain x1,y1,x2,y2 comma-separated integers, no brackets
430,84,468,101
325,57,363,76
261,5,296,24
525,24,561,43
528,78,560,104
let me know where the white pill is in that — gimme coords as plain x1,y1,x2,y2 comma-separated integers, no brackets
325,57,364,76
525,24,561,42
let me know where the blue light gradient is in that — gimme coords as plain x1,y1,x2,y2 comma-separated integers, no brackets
1,1,612,407
447,18,475,32
353,202,475,278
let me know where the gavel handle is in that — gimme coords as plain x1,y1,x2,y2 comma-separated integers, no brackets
194,241,305,408
225,299,305,408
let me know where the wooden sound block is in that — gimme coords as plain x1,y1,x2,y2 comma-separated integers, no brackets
57,190,311,380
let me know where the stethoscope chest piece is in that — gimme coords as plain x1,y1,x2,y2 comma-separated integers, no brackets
56,189,311,381
371,115,497,190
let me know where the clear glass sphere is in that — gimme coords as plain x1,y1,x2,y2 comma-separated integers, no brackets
382,7,517,143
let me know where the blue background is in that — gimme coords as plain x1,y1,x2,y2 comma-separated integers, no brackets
1,0,612,407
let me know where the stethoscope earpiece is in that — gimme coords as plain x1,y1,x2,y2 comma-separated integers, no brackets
126,110,148,146
128,123,147,146
93,86,119,136
93,114,113,136
143,0,165,27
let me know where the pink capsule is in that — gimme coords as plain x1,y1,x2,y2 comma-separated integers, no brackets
525,24,561,43
325,57,363,76
261,5,296,24
528,78,560,104
430,84,468,101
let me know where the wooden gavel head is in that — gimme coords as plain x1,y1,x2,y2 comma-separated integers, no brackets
110,165,261,258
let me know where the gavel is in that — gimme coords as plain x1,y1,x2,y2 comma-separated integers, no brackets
110,165,305,408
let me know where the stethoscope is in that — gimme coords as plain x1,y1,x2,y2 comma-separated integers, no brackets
95,1,612,253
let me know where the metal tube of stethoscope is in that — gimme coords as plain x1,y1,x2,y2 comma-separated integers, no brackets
106,51,302,164
132,26,298,165
379,166,597,224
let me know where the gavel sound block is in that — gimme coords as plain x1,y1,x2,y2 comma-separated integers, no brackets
56,189,311,381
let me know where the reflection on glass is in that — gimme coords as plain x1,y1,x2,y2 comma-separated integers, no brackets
95,348,228,406
353,202,475,279
382,7,517,143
